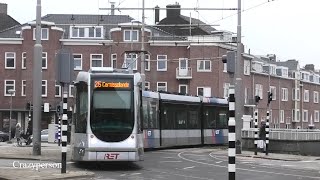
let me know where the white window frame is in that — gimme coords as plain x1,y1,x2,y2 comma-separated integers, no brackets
281,88,288,101
42,52,47,69
303,110,308,122
33,28,49,40
73,54,82,70
21,80,26,96
243,59,250,75
145,81,150,90
111,54,117,69
197,60,211,72
197,87,211,97
157,55,167,71
124,53,138,70
4,80,15,96
292,109,300,122
90,54,103,68
55,81,61,97
179,84,188,94
255,84,263,99
157,82,167,92
270,86,276,100
70,26,103,38
5,52,16,69
22,52,26,69
123,30,139,41
145,54,150,71
313,91,319,103
280,110,284,123
42,80,47,97
223,83,230,98
244,87,248,104
314,110,319,122
304,90,309,102
69,85,74,98
292,88,300,101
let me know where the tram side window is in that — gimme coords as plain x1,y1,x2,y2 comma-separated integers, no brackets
216,108,228,129
142,98,149,129
75,88,88,133
149,101,159,128
204,107,216,128
175,110,187,129
188,110,200,129
161,105,175,129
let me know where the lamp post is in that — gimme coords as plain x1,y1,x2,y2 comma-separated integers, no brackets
8,89,15,141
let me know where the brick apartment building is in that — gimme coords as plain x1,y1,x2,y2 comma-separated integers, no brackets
0,3,319,133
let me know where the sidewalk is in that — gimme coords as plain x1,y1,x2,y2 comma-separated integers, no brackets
0,142,95,180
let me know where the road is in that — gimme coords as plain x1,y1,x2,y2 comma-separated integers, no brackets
72,148,320,180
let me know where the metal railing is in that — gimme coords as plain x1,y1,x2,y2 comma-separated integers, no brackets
242,129,320,141
176,67,192,79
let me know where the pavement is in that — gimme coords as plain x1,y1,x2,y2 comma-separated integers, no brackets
0,140,95,180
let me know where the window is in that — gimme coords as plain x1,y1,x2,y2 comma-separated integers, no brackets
314,91,319,103
123,30,138,41
244,87,248,104
22,52,26,69
145,54,150,71
197,87,211,97
197,60,211,72
5,52,15,69
244,59,250,75
42,80,47,97
124,53,137,70
303,110,308,122
270,86,276,100
145,82,150,90
73,54,82,70
42,52,47,69
157,55,167,71
280,110,284,123
223,83,230,98
55,81,61,97
70,26,103,38
69,85,74,97
255,84,263,99
4,80,15,96
157,82,167,92
90,54,103,67
252,61,263,73
281,88,288,101
292,88,300,101
179,84,188,94
292,109,300,122
21,80,26,96
314,111,319,122
33,28,49,40
304,90,309,102
111,54,117,69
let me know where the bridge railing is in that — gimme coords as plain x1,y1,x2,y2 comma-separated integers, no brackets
241,128,320,141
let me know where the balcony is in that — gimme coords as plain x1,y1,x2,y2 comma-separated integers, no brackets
244,98,256,108
176,67,192,79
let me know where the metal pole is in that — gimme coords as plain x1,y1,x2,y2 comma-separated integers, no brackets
61,84,68,173
140,0,145,90
228,86,236,180
235,0,244,154
266,110,269,155
58,111,61,146
9,93,13,141
254,109,258,155
33,0,42,156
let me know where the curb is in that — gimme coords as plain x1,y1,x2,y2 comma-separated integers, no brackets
0,172,95,180
237,154,300,161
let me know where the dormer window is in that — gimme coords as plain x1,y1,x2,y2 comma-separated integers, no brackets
70,26,103,38
252,61,263,73
33,28,49,40
124,30,138,41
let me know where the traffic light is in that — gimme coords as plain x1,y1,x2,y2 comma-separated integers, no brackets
221,51,236,74
268,91,273,105
56,104,61,114
255,95,261,104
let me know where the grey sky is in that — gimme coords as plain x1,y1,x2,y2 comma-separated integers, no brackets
2,0,320,69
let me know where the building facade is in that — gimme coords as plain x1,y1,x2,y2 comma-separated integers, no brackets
0,4,319,133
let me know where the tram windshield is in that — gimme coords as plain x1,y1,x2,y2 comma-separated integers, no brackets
90,79,134,142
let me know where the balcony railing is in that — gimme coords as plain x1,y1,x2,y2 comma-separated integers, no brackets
176,67,192,79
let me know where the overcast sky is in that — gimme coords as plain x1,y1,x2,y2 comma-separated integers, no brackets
2,0,320,69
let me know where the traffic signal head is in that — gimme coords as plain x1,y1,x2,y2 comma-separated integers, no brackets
255,95,261,104
221,51,236,74
268,91,273,105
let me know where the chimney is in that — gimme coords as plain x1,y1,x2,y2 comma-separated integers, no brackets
0,3,7,14
166,2,181,18
110,2,115,15
305,64,315,71
155,5,160,24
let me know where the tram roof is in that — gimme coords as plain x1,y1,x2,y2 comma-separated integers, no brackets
160,92,201,103
202,97,228,105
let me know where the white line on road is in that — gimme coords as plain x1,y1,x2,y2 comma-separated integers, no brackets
215,161,222,164
130,173,141,175
159,161,182,163
183,166,195,170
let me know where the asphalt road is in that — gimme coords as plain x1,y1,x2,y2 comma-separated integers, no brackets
73,148,320,180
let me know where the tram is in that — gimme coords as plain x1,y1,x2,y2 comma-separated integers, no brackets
71,67,144,162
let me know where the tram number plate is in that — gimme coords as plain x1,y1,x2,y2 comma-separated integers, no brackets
97,152,128,160
104,153,119,160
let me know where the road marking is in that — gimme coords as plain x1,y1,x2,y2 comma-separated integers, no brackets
120,174,126,177
183,166,195,170
159,161,182,163
163,157,176,159
282,165,295,167
130,173,141,175
216,161,222,164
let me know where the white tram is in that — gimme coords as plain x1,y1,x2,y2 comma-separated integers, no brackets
71,67,144,162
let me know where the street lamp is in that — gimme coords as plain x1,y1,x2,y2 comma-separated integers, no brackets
8,89,15,141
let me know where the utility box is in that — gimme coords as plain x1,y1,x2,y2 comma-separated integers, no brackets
48,124,58,143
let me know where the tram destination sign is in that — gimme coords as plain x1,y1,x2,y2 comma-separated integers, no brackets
94,81,131,89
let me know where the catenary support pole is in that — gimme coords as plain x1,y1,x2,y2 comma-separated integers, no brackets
61,85,68,173
228,86,236,180
266,110,270,155
254,109,258,155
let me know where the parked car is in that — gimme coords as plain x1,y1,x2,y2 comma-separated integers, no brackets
41,129,48,142
0,131,9,142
